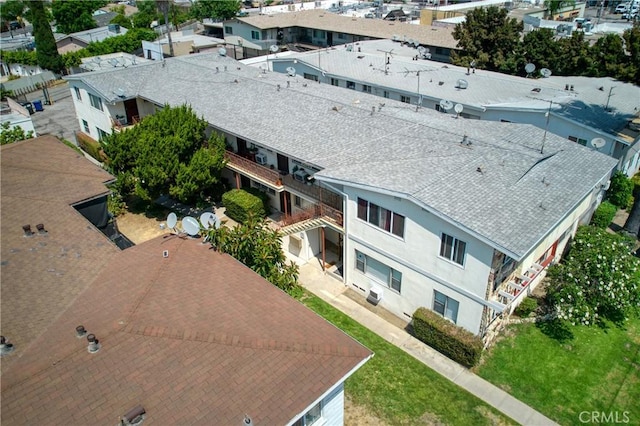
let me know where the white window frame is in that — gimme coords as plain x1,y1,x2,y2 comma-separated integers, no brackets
251,30,259,40
293,400,323,426
355,250,402,293
433,290,459,323
357,197,405,238
74,87,82,101
439,233,466,266
82,119,90,133
88,93,103,111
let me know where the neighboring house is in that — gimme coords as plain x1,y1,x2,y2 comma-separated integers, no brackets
73,52,152,74
222,8,458,62
63,53,617,340
0,97,36,136
155,30,225,57
269,39,640,176
91,10,119,28
55,24,127,54
0,135,372,425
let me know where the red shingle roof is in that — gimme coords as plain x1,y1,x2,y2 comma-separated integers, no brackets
1,137,372,425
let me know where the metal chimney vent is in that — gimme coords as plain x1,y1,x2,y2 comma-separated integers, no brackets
121,405,146,426
36,223,47,234
87,334,101,353
23,224,33,237
76,325,87,338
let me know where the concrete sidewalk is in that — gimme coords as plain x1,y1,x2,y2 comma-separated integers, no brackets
298,262,558,426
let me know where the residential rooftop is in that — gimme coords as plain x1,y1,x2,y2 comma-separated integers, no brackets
271,39,640,141
234,8,459,49
1,136,372,425
65,52,617,259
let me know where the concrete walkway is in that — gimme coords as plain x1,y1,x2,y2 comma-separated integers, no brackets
298,262,558,426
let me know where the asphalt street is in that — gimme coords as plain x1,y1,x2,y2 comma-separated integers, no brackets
23,82,80,143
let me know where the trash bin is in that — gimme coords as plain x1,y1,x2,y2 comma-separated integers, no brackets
33,100,43,112
20,102,34,115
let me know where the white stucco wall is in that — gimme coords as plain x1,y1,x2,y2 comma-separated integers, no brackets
68,82,114,140
343,186,493,334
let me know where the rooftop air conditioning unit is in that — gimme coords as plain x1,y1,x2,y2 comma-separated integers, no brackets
255,152,267,165
367,285,383,305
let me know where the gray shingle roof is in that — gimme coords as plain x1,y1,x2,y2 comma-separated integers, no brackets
65,53,618,259
271,39,640,138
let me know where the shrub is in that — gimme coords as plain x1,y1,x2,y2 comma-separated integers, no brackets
514,297,538,317
76,132,106,162
412,307,484,368
222,189,266,223
245,187,271,216
590,201,617,228
606,171,633,209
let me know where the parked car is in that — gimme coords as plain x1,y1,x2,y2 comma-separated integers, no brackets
622,11,638,18
615,3,629,12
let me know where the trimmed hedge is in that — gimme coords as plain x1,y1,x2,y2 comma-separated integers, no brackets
514,297,538,317
244,187,271,216
590,201,617,229
76,132,106,162
222,189,266,223
412,307,483,368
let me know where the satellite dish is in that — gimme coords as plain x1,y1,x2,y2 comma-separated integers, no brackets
590,138,606,149
456,79,468,89
540,68,552,78
199,212,219,229
269,45,279,53
286,66,297,77
182,216,200,236
525,63,536,74
454,103,464,114
218,47,227,56
439,99,454,111
166,212,177,230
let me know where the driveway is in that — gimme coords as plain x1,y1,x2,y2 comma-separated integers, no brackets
25,82,80,143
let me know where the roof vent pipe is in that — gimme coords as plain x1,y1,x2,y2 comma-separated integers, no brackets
36,223,47,234
0,335,15,356
76,325,87,338
23,224,33,237
243,415,253,426
87,334,101,353
371,106,375,115
121,405,146,426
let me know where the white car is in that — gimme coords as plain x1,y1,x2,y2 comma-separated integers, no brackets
615,3,629,12
622,11,638,19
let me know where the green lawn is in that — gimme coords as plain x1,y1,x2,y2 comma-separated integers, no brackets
476,318,640,425
299,293,516,425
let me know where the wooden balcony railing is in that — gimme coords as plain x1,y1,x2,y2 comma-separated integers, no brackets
281,203,343,228
282,174,342,210
225,151,282,186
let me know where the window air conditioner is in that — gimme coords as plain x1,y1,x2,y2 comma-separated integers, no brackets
255,152,267,165
293,169,311,182
367,285,383,305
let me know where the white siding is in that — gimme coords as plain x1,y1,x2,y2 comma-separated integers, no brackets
320,382,344,426
69,82,113,139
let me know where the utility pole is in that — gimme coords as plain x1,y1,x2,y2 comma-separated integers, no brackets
158,0,174,57
541,100,552,154
605,87,615,112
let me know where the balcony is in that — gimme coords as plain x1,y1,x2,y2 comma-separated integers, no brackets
280,203,343,230
282,173,342,210
225,151,282,188
111,115,140,132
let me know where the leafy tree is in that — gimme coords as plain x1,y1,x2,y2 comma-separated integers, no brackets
0,121,34,144
607,170,634,209
30,0,65,74
522,28,562,75
591,34,628,77
543,0,576,19
171,133,227,203
51,0,107,34
204,215,301,295
110,13,133,29
102,104,227,204
547,226,640,325
0,50,38,67
555,32,595,76
451,6,523,72
621,23,640,85
0,0,25,31
132,0,160,28
190,0,241,21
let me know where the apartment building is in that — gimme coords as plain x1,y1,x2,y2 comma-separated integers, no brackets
269,39,640,177
64,52,617,338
